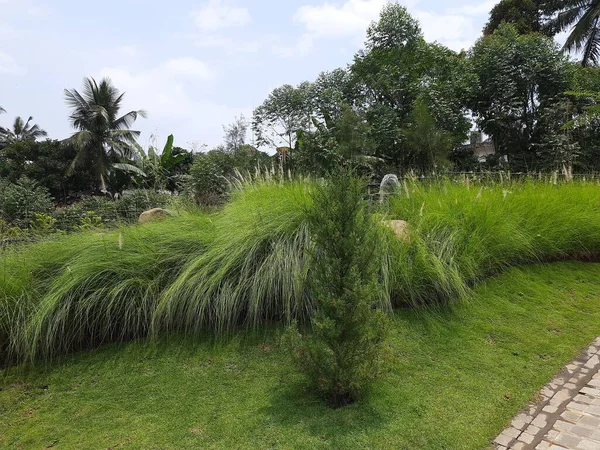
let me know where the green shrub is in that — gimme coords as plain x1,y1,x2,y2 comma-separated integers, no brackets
186,153,231,206
0,178,53,228
284,172,388,407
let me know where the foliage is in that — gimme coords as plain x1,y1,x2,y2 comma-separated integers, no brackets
0,178,53,228
137,135,188,191
0,139,90,202
185,147,272,205
294,105,377,176
469,24,572,171
223,115,249,152
484,0,553,36
0,116,47,147
63,77,146,192
284,172,388,407
403,96,454,171
252,83,314,149
351,4,473,174
544,0,600,66
186,150,232,206
50,189,172,231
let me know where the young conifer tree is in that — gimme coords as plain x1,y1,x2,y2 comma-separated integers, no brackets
285,170,388,407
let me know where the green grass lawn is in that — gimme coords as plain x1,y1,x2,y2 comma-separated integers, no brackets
2,261,600,449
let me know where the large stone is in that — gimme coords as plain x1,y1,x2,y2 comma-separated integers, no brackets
385,220,410,242
139,208,172,224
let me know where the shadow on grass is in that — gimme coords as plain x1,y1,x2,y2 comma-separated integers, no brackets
263,375,390,443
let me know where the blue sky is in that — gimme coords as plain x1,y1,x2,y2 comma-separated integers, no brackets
0,0,503,150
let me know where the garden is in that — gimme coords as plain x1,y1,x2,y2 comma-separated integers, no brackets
2,0,600,448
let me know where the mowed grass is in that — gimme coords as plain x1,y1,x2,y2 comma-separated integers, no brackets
2,262,600,449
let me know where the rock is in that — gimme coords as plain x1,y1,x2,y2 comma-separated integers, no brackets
384,220,410,242
139,208,172,224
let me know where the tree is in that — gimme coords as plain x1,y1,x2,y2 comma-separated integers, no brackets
469,24,571,170
64,77,147,192
284,170,388,407
0,139,90,202
403,96,454,171
0,106,5,114
0,116,47,146
252,83,315,149
137,135,188,191
223,115,248,152
545,0,600,66
294,105,377,176
484,0,552,36
351,3,473,174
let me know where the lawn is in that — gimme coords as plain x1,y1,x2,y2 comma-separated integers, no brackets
2,261,600,449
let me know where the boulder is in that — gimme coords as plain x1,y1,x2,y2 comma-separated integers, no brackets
384,219,410,242
139,208,172,224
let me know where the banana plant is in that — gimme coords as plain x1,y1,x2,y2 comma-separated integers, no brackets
137,134,187,191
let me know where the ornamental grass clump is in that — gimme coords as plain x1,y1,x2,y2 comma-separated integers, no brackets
285,171,388,407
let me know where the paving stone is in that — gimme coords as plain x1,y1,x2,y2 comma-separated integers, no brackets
535,442,552,450
494,433,513,446
584,405,600,416
519,432,536,444
503,427,521,439
512,441,527,449
579,415,600,428
569,425,594,438
577,439,600,450
569,402,588,412
581,387,600,397
555,420,574,432
574,394,595,405
555,432,582,447
525,424,541,435
544,405,559,414
533,414,550,428
561,411,583,423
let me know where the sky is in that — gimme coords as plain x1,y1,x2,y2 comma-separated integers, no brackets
0,0,507,151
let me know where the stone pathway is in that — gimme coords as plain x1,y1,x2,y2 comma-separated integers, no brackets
494,337,600,450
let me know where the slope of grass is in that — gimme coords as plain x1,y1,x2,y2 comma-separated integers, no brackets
387,180,600,306
2,262,600,449
3,179,600,363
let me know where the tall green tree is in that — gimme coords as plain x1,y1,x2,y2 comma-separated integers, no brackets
469,24,571,170
64,77,146,192
351,3,473,173
0,116,47,146
252,82,315,149
484,0,552,36
545,0,600,66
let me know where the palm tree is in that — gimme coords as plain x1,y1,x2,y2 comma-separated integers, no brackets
64,77,147,192
546,0,600,66
0,116,47,146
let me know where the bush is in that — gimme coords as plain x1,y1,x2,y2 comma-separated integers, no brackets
284,171,388,407
186,152,231,206
0,178,54,228
52,190,172,231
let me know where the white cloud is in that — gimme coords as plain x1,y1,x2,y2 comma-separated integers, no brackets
415,11,477,51
294,0,388,39
192,0,251,31
0,51,25,74
99,58,248,147
290,0,493,54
